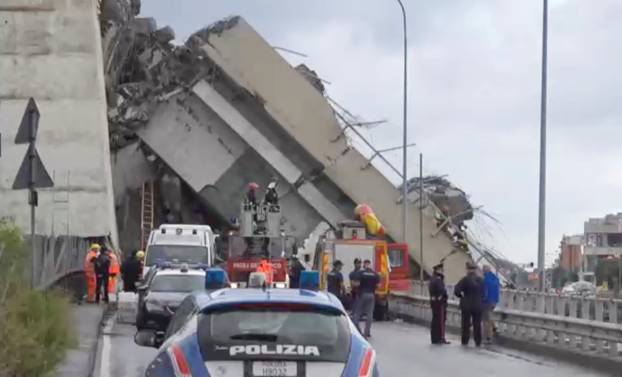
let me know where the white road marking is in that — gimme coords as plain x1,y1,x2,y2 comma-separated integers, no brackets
99,314,116,377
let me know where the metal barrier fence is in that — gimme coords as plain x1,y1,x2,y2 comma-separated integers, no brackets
393,286,622,363
410,281,622,324
29,235,91,290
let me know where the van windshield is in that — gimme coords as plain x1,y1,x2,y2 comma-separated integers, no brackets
145,245,209,266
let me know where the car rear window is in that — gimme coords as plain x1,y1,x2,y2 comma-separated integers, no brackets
150,275,205,292
197,303,351,362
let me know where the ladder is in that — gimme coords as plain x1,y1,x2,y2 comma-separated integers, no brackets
141,181,155,250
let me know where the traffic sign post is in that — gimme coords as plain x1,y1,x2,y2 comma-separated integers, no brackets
12,98,53,288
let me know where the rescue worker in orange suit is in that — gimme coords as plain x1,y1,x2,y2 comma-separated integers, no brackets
108,249,120,295
84,244,100,303
255,259,274,285
429,263,450,345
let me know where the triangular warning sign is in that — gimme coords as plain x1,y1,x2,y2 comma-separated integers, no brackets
15,98,40,144
12,148,54,189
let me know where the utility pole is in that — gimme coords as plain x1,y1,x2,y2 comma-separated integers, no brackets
537,0,549,292
395,0,409,244
419,153,424,282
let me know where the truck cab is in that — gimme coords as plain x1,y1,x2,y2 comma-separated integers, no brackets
143,224,214,278
314,222,391,319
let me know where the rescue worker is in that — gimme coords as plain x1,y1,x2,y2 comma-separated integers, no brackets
429,263,450,345
136,250,145,277
482,265,500,344
352,259,379,338
246,182,259,207
454,262,485,347
264,180,279,205
84,244,100,303
92,246,112,304
349,258,362,312
121,250,142,292
108,249,120,295
255,259,274,285
288,256,305,288
326,260,345,301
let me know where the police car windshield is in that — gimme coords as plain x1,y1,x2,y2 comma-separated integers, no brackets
197,304,350,362
149,275,205,292
145,245,208,266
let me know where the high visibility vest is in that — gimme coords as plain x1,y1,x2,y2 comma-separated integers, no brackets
84,251,97,274
256,261,274,284
109,253,120,276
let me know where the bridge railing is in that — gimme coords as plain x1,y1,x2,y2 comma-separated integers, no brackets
411,281,622,324
390,291,622,363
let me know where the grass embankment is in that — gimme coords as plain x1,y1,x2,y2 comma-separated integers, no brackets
0,221,75,377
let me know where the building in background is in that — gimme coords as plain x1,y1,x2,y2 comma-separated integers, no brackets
584,213,622,288
559,235,583,272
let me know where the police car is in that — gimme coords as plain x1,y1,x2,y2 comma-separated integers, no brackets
135,271,379,377
136,265,207,331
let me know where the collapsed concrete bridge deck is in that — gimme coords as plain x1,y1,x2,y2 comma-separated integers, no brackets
108,16,471,282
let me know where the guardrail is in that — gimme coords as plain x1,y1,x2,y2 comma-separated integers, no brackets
392,288,622,364
410,281,622,324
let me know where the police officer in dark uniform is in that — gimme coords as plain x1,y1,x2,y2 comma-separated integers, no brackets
428,263,450,344
454,262,485,346
353,259,379,338
349,258,362,312
92,247,111,304
326,260,345,301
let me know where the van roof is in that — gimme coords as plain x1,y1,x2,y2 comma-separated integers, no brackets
158,224,213,232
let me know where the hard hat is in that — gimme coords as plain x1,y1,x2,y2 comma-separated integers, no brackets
354,204,372,217
267,181,276,190
90,243,101,250
248,182,259,190
136,250,145,260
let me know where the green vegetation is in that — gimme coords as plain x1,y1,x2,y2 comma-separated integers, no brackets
0,221,75,377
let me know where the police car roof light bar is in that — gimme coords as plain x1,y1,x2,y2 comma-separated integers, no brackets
205,268,227,290
299,271,319,291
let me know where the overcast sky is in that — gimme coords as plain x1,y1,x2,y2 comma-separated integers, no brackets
141,0,622,265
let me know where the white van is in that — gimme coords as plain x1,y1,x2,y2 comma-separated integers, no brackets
143,224,214,277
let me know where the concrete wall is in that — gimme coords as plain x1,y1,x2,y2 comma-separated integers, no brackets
0,0,117,242
198,17,471,282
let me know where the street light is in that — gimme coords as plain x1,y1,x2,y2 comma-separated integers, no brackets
537,0,549,292
395,0,408,245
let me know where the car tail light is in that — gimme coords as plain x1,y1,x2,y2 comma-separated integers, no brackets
358,347,376,377
167,344,192,377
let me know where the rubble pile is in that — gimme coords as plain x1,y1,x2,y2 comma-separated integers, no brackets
405,176,473,225
100,0,208,150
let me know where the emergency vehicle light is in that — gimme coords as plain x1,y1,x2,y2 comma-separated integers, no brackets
300,271,319,291
205,268,227,290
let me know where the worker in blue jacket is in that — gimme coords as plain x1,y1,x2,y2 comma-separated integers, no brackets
482,265,500,344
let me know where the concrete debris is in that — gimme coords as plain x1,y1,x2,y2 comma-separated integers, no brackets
404,176,473,225
154,26,176,44
296,64,326,94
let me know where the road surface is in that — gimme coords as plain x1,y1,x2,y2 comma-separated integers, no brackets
94,315,611,377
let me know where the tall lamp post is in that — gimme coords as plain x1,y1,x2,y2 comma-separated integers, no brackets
395,0,408,245
537,0,549,292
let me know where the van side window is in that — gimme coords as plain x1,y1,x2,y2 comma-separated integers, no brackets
165,296,198,339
